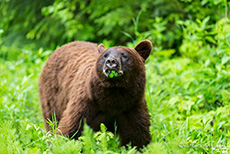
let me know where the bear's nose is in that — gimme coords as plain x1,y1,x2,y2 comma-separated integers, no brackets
105,57,118,69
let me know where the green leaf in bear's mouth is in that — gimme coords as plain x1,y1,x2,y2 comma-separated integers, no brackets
109,70,118,78
104,69,123,78
109,72,114,78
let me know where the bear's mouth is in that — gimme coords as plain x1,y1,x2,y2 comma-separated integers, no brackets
103,69,123,78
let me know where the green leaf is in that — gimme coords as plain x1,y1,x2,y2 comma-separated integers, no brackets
218,121,226,129
221,55,230,65
109,73,114,78
100,123,106,133
168,96,179,106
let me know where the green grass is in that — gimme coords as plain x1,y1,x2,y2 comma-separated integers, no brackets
0,42,230,154
1,0,230,153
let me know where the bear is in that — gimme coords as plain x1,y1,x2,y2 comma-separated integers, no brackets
39,40,152,149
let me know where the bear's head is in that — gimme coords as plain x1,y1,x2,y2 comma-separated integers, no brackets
96,40,152,87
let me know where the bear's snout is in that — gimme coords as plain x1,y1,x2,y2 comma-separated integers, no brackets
105,57,119,69
103,55,123,78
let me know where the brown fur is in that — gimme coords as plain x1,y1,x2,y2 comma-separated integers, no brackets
39,41,152,148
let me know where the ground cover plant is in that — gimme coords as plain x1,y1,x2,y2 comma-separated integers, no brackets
0,0,230,153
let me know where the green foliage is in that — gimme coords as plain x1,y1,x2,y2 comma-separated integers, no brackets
108,70,119,78
51,137,82,154
0,0,230,153
1,0,228,50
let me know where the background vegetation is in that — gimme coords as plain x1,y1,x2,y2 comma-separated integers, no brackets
0,0,230,153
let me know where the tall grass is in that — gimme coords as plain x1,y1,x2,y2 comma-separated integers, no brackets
1,15,230,153
0,43,229,154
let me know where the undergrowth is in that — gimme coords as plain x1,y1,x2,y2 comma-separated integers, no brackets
0,11,230,154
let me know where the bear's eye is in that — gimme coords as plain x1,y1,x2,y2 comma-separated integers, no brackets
103,53,108,58
121,53,128,59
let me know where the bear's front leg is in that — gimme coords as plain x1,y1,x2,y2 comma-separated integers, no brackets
116,103,151,149
57,100,88,139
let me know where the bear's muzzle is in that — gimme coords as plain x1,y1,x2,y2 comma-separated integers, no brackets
103,56,123,78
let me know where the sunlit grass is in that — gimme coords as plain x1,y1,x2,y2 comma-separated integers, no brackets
0,44,229,153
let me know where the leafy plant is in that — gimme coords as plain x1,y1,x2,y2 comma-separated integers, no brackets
0,0,230,153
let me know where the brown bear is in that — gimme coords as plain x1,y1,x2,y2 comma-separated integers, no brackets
39,40,152,149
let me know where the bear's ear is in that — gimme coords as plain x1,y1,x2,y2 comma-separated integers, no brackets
98,44,106,53
134,40,152,61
